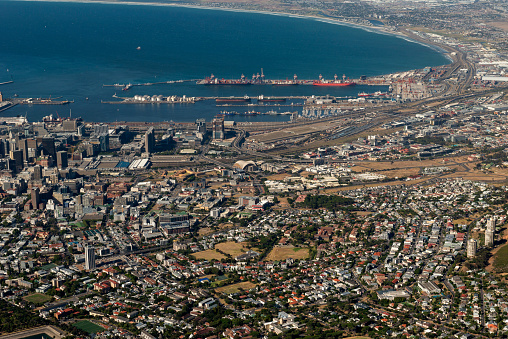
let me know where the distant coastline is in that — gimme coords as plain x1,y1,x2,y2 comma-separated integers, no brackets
13,0,453,64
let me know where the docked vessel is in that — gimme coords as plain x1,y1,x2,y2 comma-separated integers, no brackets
122,83,132,91
313,74,355,87
257,95,286,103
271,74,299,86
216,95,251,103
199,74,252,85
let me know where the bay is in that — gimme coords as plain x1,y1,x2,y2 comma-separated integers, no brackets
0,1,450,122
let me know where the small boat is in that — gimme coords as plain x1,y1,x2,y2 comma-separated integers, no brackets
136,46,141,50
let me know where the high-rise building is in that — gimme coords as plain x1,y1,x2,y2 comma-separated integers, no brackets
467,238,477,258
85,246,96,270
487,217,496,231
212,118,225,140
144,127,155,153
33,164,43,180
18,139,29,162
56,151,68,169
31,187,40,210
0,92,3,103
196,119,207,134
9,150,23,173
39,137,57,163
485,217,495,247
98,134,109,152
485,227,495,247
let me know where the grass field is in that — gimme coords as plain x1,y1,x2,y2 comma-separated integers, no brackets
193,249,226,261
23,293,52,304
266,246,310,261
215,281,257,294
73,320,105,334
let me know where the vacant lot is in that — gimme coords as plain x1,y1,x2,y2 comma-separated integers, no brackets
488,21,508,31
73,320,105,334
381,168,420,179
266,246,310,261
353,156,471,172
215,281,257,294
23,293,52,304
193,249,226,261
215,242,252,257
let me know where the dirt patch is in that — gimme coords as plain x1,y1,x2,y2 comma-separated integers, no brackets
266,173,292,181
266,246,310,261
215,281,257,294
354,211,374,216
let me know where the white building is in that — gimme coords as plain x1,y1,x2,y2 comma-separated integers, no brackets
467,238,477,258
85,245,96,270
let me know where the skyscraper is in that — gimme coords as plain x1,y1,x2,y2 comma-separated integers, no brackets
196,119,206,134
212,118,224,140
467,238,477,258
485,218,495,247
39,137,57,163
18,139,29,162
31,187,40,210
33,165,43,180
144,127,155,153
85,246,96,270
9,150,23,173
56,151,68,169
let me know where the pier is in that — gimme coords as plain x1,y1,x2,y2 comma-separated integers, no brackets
13,98,73,105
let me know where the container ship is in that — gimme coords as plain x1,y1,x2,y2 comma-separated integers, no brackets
313,74,355,87
216,96,251,103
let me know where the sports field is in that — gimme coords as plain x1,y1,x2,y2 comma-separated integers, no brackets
73,320,105,334
23,293,52,304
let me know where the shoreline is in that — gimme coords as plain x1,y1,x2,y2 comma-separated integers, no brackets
11,0,453,65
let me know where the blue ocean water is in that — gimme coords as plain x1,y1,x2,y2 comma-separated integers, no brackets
0,1,450,122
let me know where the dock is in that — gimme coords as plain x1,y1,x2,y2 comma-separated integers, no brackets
13,98,73,105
